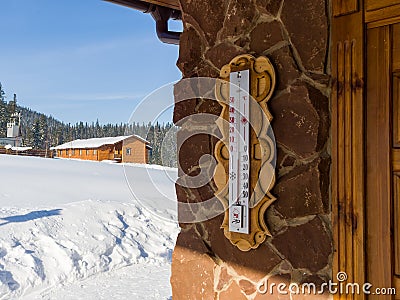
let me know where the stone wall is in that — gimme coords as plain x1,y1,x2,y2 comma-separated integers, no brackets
172,0,332,299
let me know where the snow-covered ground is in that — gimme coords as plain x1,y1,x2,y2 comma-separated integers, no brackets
0,155,179,299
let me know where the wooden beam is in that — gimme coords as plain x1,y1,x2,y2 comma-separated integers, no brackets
331,4,366,299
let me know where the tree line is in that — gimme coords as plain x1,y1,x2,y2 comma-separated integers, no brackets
0,83,177,167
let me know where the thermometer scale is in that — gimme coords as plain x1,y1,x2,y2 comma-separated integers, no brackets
228,70,250,234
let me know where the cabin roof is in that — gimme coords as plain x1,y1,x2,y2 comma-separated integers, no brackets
51,135,149,150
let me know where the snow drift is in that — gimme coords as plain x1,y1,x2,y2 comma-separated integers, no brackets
0,155,179,299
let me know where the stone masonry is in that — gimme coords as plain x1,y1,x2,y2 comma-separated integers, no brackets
172,0,332,299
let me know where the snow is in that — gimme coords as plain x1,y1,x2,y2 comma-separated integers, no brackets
27,264,173,300
3,146,32,151
50,135,149,150
0,155,179,299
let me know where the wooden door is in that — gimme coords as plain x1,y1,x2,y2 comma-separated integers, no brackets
393,23,400,296
366,22,400,298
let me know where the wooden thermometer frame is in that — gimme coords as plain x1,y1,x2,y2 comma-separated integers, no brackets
214,54,277,251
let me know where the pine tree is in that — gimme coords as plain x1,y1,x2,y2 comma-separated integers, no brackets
31,119,41,149
38,115,48,149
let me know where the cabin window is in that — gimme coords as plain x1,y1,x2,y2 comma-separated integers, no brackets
126,148,132,155
59,150,63,156
86,149,89,155
94,149,97,155
79,149,82,156
72,149,75,155
66,149,69,156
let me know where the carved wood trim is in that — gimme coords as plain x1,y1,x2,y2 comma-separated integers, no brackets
332,8,366,300
214,54,276,251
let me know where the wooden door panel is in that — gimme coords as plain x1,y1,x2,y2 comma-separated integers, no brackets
394,24,400,70
366,25,392,291
365,4,400,25
333,0,358,16
394,150,400,171
366,0,400,11
395,174,400,275
392,24,400,297
395,74,400,147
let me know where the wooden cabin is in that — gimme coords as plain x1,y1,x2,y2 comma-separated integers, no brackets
51,135,151,164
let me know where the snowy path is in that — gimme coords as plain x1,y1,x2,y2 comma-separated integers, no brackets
0,155,179,299
25,264,172,300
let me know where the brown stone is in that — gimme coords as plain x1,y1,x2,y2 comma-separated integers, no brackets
307,72,331,86
234,36,250,48
220,0,258,38
239,279,257,295
281,0,328,72
305,83,330,152
276,146,286,170
273,157,330,218
179,0,228,46
193,60,221,78
272,217,332,272
264,206,287,236
292,274,331,299
254,274,291,300
276,146,297,171
172,228,216,300
199,215,282,282
175,179,215,205
173,99,197,125
249,21,285,55
216,266,232,291
174,77,215,100
197,98,223,117
173,79,198,124
292,276,331,300
270,83,329,158
197,180,217,202
282,155,296,168
178,132,211,176
219,281,247,300
255,0,282,16
269,46,301,91
177,26,204,77
292,293,330,300
205,42,246,70
296,274,330,297
175,181,198,205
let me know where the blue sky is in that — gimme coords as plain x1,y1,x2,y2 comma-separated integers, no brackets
0,0,182,124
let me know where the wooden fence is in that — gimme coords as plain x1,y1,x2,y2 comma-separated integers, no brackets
0,148,54,158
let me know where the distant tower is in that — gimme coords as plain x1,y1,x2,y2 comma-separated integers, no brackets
0,94,23,147
7,94,21,138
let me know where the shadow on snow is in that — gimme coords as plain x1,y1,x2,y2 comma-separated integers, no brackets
0,209,62,226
